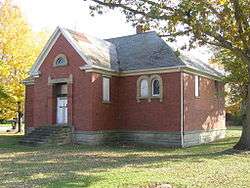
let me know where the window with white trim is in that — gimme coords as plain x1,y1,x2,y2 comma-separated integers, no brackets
102,77,110,102
194,75,200,97
53,54,68,67
152,79,160,96
140,79,149,97
136,75,163,102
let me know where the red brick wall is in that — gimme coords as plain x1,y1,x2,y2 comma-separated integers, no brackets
25,34,122,131
118,72,181,132
88,72,181,132
90,73,120,131
24,85,34,127
26,34,93,130
183,73,225,131
26,54,182,132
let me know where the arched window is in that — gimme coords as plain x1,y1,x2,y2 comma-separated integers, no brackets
140,79,148,97
55,57,66,66
152,79,160,96
136,75,163,102
150,74,163,101
53,54,68,67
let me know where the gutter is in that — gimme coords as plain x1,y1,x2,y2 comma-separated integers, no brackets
79,64,222,81
180,71,184,147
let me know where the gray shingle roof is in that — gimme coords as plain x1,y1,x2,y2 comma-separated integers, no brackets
179,54,223,77
66,29,119,71
107,31,185,71
66,28,222,77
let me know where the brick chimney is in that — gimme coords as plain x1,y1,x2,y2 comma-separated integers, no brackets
136,25,144,34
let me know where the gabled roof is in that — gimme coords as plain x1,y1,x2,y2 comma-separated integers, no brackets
30,27,119,76
30,27,89,76
30,27,222,78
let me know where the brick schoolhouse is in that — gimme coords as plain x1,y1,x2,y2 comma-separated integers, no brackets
23,26,226,147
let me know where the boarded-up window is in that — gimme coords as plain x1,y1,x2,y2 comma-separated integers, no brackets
103,77,110,102
195,75,200,97
140,79,148,97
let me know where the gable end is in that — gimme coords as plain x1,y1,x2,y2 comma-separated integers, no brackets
29,27,91,77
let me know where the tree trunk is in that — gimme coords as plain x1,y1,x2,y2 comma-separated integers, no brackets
17,101,21,133
17,111,21,133
234,56,250,150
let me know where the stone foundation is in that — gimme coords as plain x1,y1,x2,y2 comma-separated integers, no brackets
73,131,182,147
73,129,226,147
26,127,35,134
183,129,226,147
117,131,182,147
25,127,226,147
73,131,118,145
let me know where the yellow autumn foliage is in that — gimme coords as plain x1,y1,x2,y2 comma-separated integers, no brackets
0,0,48,120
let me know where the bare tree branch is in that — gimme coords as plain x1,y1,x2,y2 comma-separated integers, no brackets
204,31,235,50
159,29,192,37
140,0,174,11
89,0,172,20
90,0,149,17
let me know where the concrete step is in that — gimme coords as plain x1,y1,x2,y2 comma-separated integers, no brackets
19,140,47,146
20,125,72,146
20,137,47,142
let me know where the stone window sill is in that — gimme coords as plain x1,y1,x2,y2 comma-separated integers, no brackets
53,64,68,67
137,97,163,102
102,100,111,104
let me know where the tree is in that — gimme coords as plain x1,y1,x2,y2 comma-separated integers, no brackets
211,48,248,126
212,49,248,105
0,86,8,99
87,0,250,150
0,0,48,123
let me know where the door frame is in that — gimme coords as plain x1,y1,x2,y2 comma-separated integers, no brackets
56,96,68,125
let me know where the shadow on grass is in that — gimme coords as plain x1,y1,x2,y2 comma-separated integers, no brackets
0,132,243,187
43,173,102,188
226,126,242,130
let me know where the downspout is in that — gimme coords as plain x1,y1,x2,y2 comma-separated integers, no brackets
180,70,184,147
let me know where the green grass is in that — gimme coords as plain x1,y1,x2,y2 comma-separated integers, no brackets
0,127,249,188
0,123,12,126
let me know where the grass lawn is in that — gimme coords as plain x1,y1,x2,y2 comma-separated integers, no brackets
0,123,12,126
0,127,249,188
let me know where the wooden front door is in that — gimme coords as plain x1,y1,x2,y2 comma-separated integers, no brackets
56,97,68,124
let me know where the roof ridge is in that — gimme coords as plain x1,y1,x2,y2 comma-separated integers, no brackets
61,27,156,46
64,27,116,48
106,31,156,41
